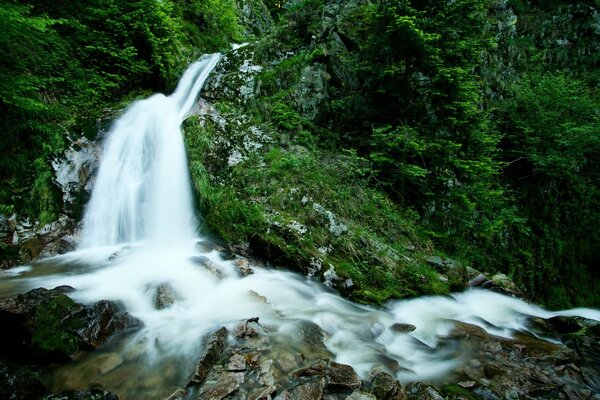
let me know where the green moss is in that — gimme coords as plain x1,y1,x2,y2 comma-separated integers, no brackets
441,385,481,400
31,295,84,357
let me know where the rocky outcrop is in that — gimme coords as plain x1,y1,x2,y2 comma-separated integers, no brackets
0,286,142,363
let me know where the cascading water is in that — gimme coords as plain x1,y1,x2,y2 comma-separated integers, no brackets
1,55,599,399
80,54,221,248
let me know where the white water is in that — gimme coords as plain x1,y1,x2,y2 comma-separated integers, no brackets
2,55,600,396
79,54,221,248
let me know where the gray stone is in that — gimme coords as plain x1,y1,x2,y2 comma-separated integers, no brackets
249,385,277,400
404,382,442,400
327,361,361,392
227,354,247,372
370,370,404,400
234,257,254,276
346,392,377,400
189,255,223,279
197,376,239,400
277,378,325,400
187,327,228,386
154,283,176,310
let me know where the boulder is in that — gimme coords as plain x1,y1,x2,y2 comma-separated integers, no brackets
0,286,142,362
196,376,239,400
187,327,228,387
369,369,404,400
153,283,176,310
327,361,361,392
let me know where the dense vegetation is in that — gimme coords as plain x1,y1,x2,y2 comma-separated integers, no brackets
1,0,598,308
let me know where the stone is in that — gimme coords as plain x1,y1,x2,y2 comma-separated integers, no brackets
458,381,476,389
249,385,277,400
346,392,377,400
259,359,276,386
468,273,487,287
0,286,141,362
234,257,254,276
187,327,228,386
43,390,119,400
370,370,404,400
227,354,247,372
195,240,221,253
197,376,239,400
404,382,442,400
0,359,47,400
297,320,328,351
277,378,325,400
327,361,361,392
154,283,176,310
234,317,260,339
293,360,328,378
390,323,416,333
189,256,223,279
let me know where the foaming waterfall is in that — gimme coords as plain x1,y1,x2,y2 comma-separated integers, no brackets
79,54,221,248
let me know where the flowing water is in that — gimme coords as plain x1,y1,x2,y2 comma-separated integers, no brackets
1,55,599,399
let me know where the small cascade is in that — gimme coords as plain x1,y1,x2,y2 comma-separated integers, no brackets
79,54,221,248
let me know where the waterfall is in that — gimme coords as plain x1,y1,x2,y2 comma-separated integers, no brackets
2,54,599,399
79,54,221,248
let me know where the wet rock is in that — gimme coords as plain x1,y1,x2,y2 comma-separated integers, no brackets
259,359,276,386
75,300,143,348
404,382,441,400
44,390,119,400
189,255,223,278
108,246,131,262
293,360,328,378
227,353,247,372
234,257,254,276
0,286,141,362
390,323,416,333
249,385,277,400
297,320,328,351
195,240,222,253
346,392,377,400
327,361,361,392
197,376,240,400
234,317,260,339
0,359,47,400
276,378,325,400
369,369,404,400
219,249,236,261
468,273,486,287
153,283,176,310
187,327,228,387
424,256,460,273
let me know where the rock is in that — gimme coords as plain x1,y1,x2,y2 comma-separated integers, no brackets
189,256,223,278
346,392,377,400
0,359,47,400
195,240,222,253
390,323,416,333
468,273,486,287
153,283,176,310
43,390,119,400
197,376,239,400
227,354,247,372
424,256,460,273
457,381,476,389
0,286,141,362
327,361,361,392
234,317,261,339
187,327,228,386
75,300,143,348
276,378,325,400
370,369,404,400
293,360,328,378
234,257,254,276
259,359,276,386
249,385,277,400
404,382,442,400
237,0,273,37
297,320,328,351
